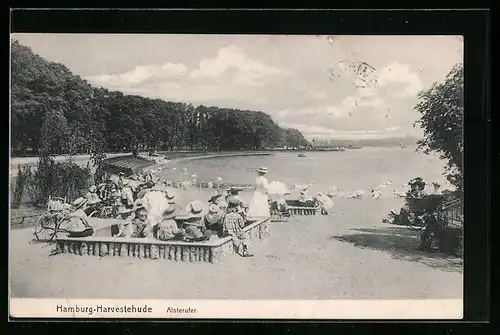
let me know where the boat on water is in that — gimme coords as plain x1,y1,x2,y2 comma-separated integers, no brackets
298,154,307,158
400,141,406,148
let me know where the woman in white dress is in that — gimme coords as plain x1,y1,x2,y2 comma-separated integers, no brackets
247,167,271,218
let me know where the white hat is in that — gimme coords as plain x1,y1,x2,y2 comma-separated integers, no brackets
179,201,207,220
72,197,88,209
166,189,176,200
257,167,268,174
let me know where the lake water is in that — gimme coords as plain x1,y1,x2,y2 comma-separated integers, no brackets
159,147,451,198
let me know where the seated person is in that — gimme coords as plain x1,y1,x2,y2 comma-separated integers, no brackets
117,172,126,188
85,185,101,205
180,201,210,241
204,204,224,237
108,183,122,207
299,189,317,207
67,197,94,238
114,206,150,238
209,193,228,213
407,177,427,198
299,188,311,206
273,192,290,212
431,182,443,195
156,206,185,241
222,199,253,257
315,192,333,215
225,187,243,203
120,180,134,208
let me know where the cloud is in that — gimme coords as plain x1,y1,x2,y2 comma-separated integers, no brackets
279,122,403,140
376,62,423,98
189,45,280,86
73,37,452,141
385,126,401,132
86,62,187,88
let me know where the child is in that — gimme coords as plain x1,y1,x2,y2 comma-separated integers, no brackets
67,197,94,238
114,206,149,238
222,199,253,257
156,206,184,241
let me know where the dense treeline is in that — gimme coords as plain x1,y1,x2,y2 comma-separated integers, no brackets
11,40,309,156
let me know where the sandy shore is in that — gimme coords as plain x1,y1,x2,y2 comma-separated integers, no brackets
9,197,463,299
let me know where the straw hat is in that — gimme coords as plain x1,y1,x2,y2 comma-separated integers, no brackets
257,167,268,174
122,179,129,186
89,185,97,193
227,186,244,193
180,201,207,219
166,189,176,200
161,206,179,220
205,204,222,225
208,194,223,203
118,206,134,215
118,172,125,176
72,197,88,209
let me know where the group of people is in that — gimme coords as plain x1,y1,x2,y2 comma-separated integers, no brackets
62,167,278,258
383,177,445,226
109,183,255,257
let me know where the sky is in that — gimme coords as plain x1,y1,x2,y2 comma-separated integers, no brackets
12,34,463,140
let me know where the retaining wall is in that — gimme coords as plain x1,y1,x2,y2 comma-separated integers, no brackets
55,217,270,263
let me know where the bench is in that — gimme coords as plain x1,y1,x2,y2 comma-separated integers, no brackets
55,217,271,263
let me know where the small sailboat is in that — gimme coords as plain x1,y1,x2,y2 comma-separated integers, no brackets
298,153,307,158
400,141,406,148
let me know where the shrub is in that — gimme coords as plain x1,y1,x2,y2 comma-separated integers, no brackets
26,156,92,207
10,165,33,209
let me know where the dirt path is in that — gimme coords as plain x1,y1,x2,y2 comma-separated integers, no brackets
9,198,462,299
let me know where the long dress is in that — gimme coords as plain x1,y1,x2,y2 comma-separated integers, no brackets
247,175,270,218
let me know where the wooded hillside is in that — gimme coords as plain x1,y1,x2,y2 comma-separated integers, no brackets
11,40,310,156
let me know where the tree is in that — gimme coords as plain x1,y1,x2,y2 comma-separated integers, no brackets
11,40,311,156
414,64,463,190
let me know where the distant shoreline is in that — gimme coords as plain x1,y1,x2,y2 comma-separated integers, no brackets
10,147,416,177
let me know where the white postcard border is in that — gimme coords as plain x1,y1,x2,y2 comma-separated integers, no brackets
10,298,463,319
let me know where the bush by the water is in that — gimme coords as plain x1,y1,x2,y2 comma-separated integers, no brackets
26,156,92,207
